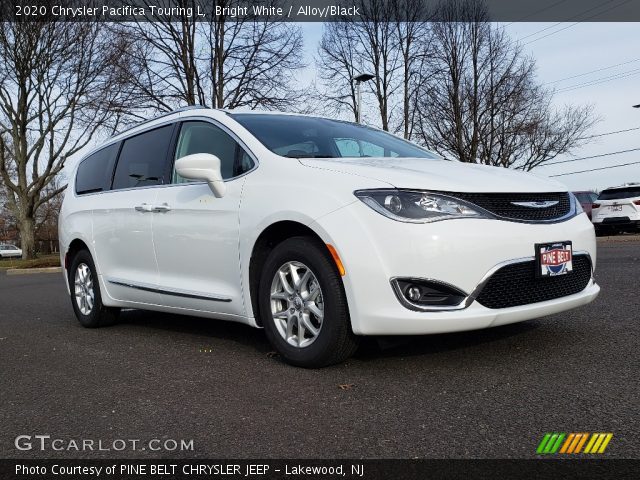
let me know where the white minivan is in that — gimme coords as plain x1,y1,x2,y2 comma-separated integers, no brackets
59,107,599,367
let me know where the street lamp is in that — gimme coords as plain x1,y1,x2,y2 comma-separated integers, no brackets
633,104,640,108
353,73,374,123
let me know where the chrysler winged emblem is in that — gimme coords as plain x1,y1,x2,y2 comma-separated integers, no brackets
511,201,559,208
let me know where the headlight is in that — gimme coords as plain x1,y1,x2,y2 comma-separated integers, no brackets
354,189,491,223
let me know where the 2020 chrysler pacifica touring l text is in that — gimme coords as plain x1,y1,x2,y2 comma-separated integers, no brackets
59,106,599,367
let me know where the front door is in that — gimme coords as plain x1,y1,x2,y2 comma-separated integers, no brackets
152,120,255,317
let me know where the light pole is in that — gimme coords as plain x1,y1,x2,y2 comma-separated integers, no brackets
353,73,374,123
633,104,640,108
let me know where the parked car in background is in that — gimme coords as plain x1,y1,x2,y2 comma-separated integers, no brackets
573,191,599,220
592,183,640,235
59,107,599,367
0,244,22,259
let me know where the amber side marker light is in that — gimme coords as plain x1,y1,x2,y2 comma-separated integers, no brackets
326,244,346,276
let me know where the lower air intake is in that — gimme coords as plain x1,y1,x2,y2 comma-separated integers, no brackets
475,255,592,309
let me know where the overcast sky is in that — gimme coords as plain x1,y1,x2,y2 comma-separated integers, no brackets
60,22,639,193
297,22,640,192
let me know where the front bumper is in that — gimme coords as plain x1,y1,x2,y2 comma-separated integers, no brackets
312,204,598,335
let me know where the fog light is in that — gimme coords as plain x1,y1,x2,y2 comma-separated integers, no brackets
406,286,422,301
392,278,468,310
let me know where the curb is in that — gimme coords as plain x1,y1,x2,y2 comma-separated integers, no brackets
6,267,62,275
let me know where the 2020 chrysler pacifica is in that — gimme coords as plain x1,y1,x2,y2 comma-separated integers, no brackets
59,106,599,367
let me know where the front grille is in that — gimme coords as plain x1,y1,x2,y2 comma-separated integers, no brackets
438,192,571,222
475,255,591,309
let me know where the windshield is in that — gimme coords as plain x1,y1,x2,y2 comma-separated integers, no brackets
232,114,439,159
598,187,640,200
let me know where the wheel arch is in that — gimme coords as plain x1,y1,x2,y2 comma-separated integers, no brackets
249,220,337,327
64,239,91,288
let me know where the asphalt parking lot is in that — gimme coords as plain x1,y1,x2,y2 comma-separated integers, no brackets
1,240,638,459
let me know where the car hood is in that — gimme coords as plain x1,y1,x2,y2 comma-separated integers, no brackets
299,157,567,193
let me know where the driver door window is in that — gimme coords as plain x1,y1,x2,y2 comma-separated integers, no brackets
172,121,254,183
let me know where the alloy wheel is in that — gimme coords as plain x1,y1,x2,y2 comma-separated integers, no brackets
74,263,94,315
270,261,324,348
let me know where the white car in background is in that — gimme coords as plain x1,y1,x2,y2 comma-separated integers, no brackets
592,183,640,235
59,107,599,367
0,244,22,259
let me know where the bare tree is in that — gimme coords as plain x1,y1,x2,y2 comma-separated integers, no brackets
116,0,306,112
392,0,432,139
0,20,131,259
34,175,65,254
317,0,430,136
317,22,362,121
414,0,597,169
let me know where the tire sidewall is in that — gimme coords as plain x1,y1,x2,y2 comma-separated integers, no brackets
68,250,106,328
259,238,351,367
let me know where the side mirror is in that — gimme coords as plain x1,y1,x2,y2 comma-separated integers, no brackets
175,153,226,198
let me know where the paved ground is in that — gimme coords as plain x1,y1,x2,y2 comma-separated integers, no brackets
1,241,638,459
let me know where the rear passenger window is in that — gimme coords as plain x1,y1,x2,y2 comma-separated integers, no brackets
112,125,173,190
75,143,119,195
172,121,254,183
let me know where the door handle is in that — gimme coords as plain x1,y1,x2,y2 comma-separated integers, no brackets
152,203,171,213
134,203,154,212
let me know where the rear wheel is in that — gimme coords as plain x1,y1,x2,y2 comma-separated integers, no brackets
258,236,359,368
68,250,119,328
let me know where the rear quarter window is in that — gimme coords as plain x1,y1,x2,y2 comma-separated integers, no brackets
75,143,120,195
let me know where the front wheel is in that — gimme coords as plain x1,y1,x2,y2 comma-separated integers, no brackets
68,250,119,328
258,237,359,368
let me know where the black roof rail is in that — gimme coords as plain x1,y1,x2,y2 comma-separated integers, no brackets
127,105,209,132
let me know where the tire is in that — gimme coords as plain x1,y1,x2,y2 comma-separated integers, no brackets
258,236,359,368
68,249,119,328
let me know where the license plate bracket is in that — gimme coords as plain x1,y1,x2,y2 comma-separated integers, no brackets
535,241,573,278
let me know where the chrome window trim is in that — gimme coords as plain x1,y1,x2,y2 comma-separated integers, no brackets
391,250,594,312
73,114,259,198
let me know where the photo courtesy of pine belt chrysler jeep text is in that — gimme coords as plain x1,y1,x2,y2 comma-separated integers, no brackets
59,106,600,367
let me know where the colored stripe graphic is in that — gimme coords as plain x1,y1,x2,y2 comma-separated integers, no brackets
537,433,613,454
573,433,589,453
536,433,565,454
584,433,614,454
559,433,576,453
562,432,588,454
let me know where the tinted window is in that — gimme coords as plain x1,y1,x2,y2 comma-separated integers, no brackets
598,187,640,200
112,125,173,190
172,121,254,183
574,192,597,204
75,143,120,195
232,114,438,159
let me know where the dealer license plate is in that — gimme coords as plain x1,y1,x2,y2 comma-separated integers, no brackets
535,242,573,277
